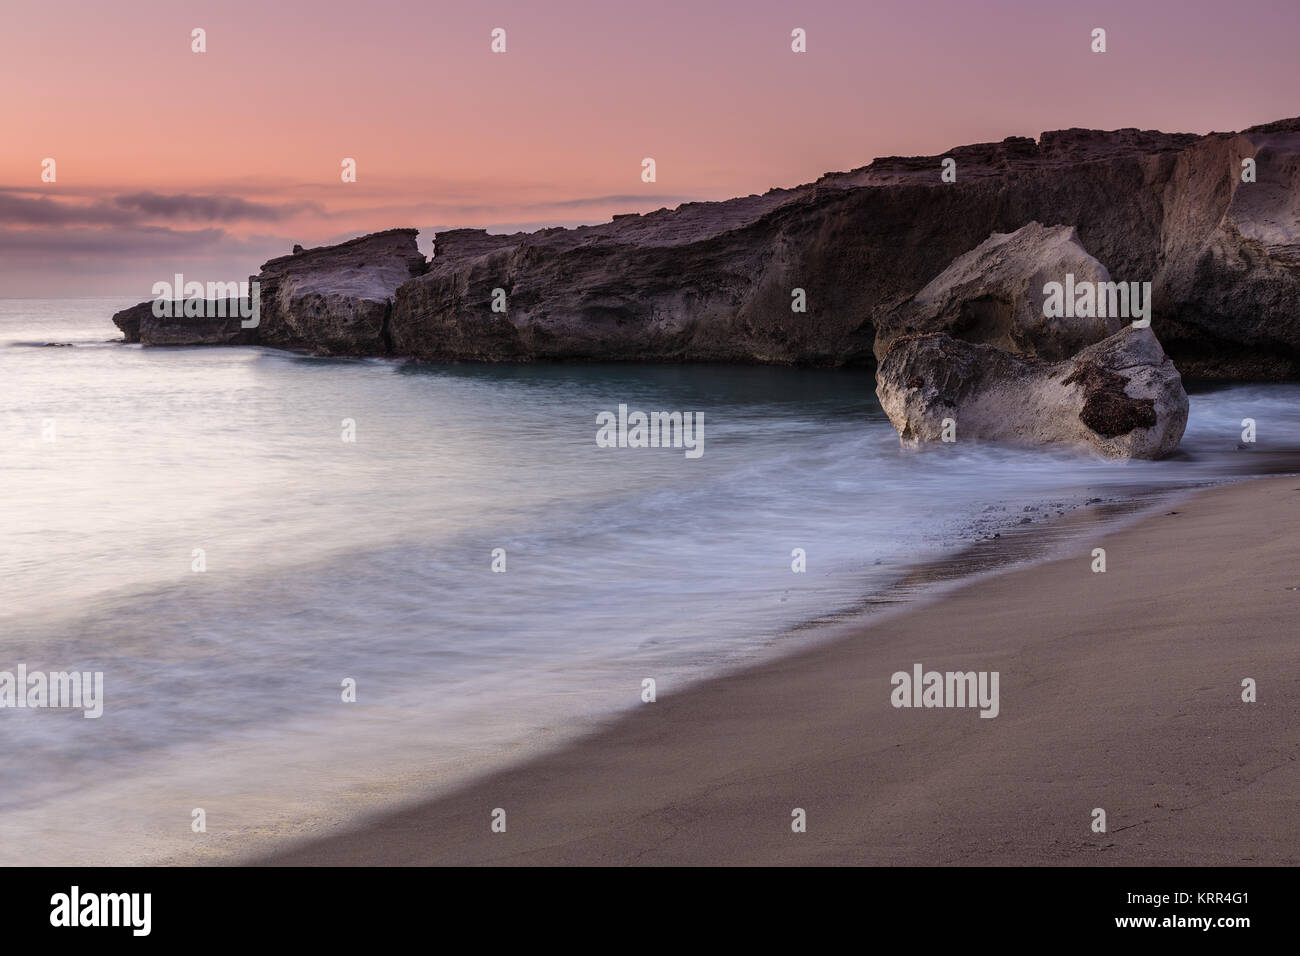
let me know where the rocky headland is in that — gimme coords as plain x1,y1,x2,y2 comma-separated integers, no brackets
112,117,1300,458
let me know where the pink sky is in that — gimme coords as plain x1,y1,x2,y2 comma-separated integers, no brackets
2,0,1297,295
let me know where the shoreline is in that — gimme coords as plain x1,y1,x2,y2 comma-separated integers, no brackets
9,313,1296,864
59,469,1269,866
7,310,1298,865
258,474,1300,866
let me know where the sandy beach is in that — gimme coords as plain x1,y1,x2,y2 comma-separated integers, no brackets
259,475,1300,866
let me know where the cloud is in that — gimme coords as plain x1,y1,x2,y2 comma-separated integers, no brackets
0,225,294,296
0,189,324,227
0,182,711,295
113,192,325,221
0,225,230,256
0,186,677,233
0,193,134,226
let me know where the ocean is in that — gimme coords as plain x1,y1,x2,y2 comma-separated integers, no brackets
2,297,1297,863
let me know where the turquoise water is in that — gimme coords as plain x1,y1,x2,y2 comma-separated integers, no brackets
2,298,1297,861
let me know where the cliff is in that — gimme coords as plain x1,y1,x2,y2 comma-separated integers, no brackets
114,118,1300,381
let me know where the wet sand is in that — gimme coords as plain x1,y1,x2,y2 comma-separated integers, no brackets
260,476,1300,865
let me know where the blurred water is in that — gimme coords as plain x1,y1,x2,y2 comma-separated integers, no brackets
1,298,1297,861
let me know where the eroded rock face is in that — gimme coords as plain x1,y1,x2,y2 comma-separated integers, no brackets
109,118,1300,379
111,300,256,346
112,230,427,351
384,117,1300,377
874,222,1121,362
1154,125,1300,378
111,302,144,343
875,327,1189,459
387,210,875,364
257,229,428,354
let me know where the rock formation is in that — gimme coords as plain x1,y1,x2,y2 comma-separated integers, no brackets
382,117,1300,378
113,118,1300,377
113,229,427,352
875,327,1189,459
111,299,258,346
107,117,1300,457
256,229,428,354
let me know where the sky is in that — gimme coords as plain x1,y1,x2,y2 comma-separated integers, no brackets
1,0,1297,295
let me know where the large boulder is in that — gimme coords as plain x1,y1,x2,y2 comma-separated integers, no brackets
875,326,1189,459
874,222,1122,361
